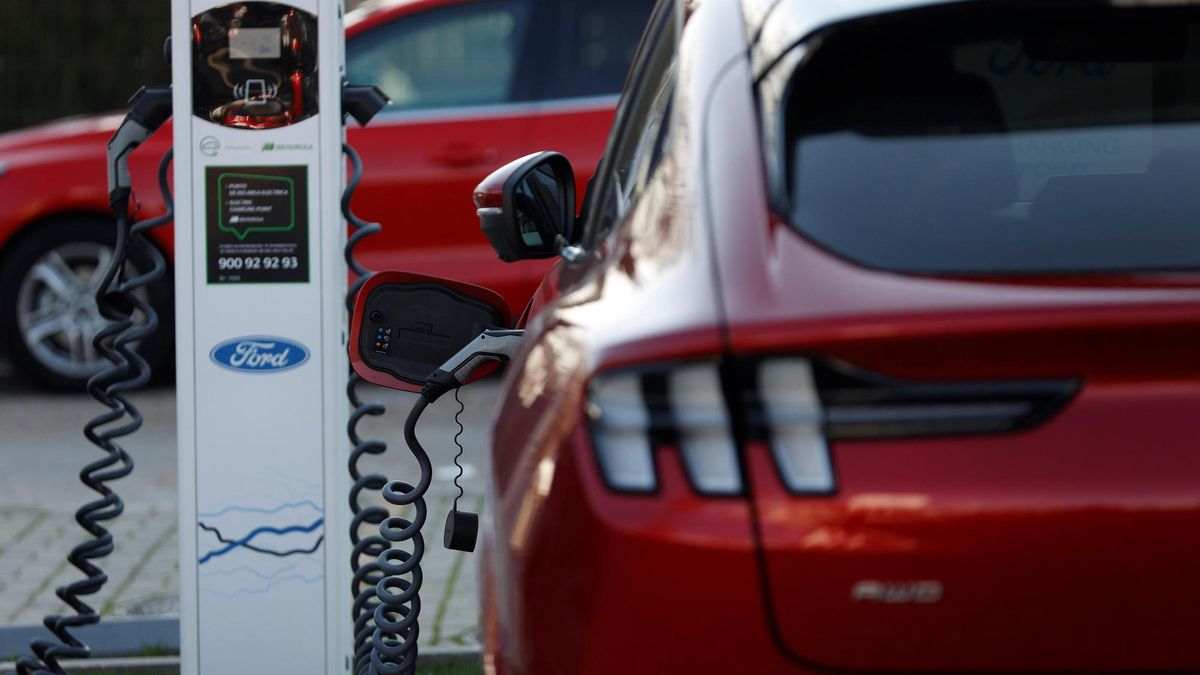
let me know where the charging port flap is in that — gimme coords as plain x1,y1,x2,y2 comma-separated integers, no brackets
350,271,514,391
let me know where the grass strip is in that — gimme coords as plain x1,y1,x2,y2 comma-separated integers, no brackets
8,549,71,623
101,522,175,615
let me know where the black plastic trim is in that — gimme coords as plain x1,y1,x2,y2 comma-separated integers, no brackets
737,357,1079,444
359,283,504,386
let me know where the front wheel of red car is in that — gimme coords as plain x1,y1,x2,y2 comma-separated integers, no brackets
0,216,173,392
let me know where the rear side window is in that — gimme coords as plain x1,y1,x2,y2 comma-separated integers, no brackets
540,0,656,100
347,1,531,111
584,1,677,246
771,5,1200,274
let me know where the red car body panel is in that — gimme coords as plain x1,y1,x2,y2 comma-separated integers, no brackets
484,1,771,673
0,0,614,313
0,113,173,254
482,0,1200,672
707,46,1200,670
348,106,546,305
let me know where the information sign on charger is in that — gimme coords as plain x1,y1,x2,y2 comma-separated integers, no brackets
205,165,309,284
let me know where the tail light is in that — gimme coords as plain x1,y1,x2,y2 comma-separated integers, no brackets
669,364,741,495
586,357,1078,496
587,361,741,495
587,371,658,493
756,359,833,493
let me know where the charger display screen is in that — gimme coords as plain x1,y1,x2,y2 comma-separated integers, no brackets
193,2,318,128
230,28,283,60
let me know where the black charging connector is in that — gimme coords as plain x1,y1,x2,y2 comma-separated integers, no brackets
127,86,174,133
106,86,171,199
343,84,390,126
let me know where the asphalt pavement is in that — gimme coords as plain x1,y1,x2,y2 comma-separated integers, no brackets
0,358,496,651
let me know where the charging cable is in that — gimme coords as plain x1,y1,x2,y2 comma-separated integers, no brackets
338,84,396,675
367,329,523,675
421,329,525,552
17,87,172,675
343,141,395,675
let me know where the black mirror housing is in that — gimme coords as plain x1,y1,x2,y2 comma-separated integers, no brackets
474,152,576,262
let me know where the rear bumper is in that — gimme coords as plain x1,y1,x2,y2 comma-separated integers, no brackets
747,378,1200,673
483,427,804,675
484,380,1200,674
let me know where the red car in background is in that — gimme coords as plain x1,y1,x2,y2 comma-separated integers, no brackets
365,0,1200,671
0,0,653,389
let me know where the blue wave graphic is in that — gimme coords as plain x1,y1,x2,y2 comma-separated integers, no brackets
198,500,322,518
202,573,324,599
199,559,321,581
198,518,324,565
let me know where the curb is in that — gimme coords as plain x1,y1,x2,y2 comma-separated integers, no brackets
417,645,483,665
0,617,481,671
0,616,178,660
1,656,180,674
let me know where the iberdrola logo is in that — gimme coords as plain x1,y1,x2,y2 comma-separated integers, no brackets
262,142,313,152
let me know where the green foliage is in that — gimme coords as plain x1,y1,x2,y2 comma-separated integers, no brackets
139,643,175,657
0,2,171,132
0,1,382,132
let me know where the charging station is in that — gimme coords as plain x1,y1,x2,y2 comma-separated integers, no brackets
171,2,349,672
16,2,452,672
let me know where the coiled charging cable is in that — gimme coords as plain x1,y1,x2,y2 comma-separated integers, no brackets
342,141,397,675
368,329,525,675
339,83,395,675
17,87,172,675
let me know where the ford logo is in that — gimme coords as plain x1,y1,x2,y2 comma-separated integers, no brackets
210,336,309,374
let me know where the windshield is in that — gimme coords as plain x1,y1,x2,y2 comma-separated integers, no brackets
777,6,1200,275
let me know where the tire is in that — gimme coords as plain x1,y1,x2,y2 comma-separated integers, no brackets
0,215,173,392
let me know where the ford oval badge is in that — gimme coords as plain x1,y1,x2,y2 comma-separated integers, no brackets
210,336,310,374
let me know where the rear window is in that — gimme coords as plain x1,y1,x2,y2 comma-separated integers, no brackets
775,6,1200,275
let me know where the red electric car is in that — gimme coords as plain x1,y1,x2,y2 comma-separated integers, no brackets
0,0,653,389
358,0,1200,671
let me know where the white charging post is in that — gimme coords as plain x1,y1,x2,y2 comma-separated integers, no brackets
171,1,349,672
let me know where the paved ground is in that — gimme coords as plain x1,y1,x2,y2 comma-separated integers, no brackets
0,358,496,651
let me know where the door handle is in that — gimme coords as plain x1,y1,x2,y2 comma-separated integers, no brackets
430,144,499,168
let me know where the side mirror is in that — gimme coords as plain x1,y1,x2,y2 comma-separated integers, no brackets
474,151,576,262
350,271,514,392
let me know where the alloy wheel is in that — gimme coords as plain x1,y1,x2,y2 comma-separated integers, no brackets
15,241,146,382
